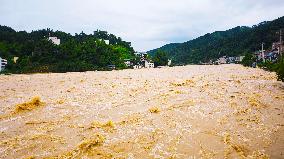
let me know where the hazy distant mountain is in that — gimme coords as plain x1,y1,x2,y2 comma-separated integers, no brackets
148,16,284,64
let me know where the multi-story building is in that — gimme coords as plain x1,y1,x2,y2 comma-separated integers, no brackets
133,52,154,69
0,57,8,72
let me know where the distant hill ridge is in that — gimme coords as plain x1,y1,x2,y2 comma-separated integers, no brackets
148,16,284,64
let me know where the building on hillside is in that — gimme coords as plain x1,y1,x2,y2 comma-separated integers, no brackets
272,42,280,50
254,45,281,63
0,57,8,72
98,39,110,45
48,37,61,45
265,51,279,62
254,50,266,61
272,42,284,57
104,40,110,45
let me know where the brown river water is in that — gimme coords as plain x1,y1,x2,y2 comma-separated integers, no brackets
0,64,283,159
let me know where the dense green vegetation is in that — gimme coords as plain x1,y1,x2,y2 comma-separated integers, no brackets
148,16,284,64
276,58,284,81
255,58,284,81
0,26,135,73
241,53,257,67
152,50,169,66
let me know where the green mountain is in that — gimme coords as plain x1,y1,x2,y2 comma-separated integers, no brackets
148,16,284,64
0,26,135,73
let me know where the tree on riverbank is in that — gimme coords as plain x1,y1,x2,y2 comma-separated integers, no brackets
152,50,169,66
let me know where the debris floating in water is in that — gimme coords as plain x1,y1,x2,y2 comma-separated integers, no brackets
149,107,161,113
14,96,45,113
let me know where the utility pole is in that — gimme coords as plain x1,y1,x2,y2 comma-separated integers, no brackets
262,42,265,63
280,29,282,56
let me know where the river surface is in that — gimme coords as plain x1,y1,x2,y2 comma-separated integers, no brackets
0,64,283,158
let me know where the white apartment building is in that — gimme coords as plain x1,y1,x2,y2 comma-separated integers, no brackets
145,60,154,68
98,39,110,45
48,37,61,45
0,57,8,72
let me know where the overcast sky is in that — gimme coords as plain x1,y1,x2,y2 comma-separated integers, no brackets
0,0,284,51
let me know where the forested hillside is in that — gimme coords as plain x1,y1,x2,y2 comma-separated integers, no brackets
0,26,135,73
148,16,284,64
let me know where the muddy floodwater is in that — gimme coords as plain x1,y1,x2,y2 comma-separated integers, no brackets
0,64,283,159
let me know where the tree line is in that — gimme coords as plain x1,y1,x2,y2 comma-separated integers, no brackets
0,26,135,73
148,16,284,65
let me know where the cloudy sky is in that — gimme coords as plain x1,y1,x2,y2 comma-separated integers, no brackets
0,0,284,51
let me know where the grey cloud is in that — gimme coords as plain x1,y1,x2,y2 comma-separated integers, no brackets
0,0,283,51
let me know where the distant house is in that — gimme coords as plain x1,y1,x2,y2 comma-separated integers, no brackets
168,59,172,66
144,60,154,68
124,59,132,67
228,57,236,63
272,42,284,52
48,37,60,45
265,51,279,62
98,39,110,45
253,41,283,63
235,56,245,63
254,50,266,61
0,57,8,72
217,56,227,64
133,65,143,69
134,52,154,69
254,49,280,62
107,65,116,70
